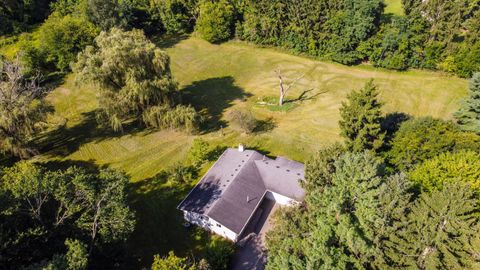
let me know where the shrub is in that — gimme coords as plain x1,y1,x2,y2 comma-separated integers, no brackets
152,251,193,270
195,0,234,43
228,109,257,134
409,150,480,194
204,236,234,270
187,138,210,166
166,163,197,183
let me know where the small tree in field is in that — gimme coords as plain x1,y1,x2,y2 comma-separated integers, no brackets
0,59,49,158
339,80,385,152
455,72,480,134
275,69,304,106
195,0,234,43
228,109,257,134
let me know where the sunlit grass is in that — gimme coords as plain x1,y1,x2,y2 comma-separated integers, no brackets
385,0,404,16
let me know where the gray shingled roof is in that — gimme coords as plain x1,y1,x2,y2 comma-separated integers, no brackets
178,148,305,234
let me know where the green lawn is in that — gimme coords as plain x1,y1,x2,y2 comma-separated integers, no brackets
385,0,404,16
35,36,467,267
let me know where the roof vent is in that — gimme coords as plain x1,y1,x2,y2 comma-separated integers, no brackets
238,144,245,152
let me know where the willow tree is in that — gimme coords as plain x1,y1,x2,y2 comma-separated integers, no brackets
73,28,183,132
0,59,49,158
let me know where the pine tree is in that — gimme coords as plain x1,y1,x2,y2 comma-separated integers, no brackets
386,183,480,269
339,80,385,152
304,151,386,269
455,72,480,134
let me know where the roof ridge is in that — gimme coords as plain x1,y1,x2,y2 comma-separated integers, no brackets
205,149,262,215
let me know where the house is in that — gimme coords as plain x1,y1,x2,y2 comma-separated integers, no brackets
177,145,305,242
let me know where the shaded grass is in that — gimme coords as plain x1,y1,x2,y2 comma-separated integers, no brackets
30,35,468,268
125,179,213,267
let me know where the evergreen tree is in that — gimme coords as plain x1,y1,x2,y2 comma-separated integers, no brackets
455,72,480,134
339,80,385,152
386,183,480,269
265,206,307,270
303,151,386,269
302,143,344,193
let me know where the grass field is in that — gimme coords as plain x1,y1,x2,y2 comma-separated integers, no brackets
34,36,467,267
385,0,404,16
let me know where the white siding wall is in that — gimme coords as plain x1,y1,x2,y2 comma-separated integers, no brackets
208,217,238,242
183,211,238,242
265,190,297,205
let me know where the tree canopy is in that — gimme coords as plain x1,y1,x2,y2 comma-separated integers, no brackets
386,183,480,269
0,162,135,268
0,59,49,158
73,28,200,132
339,80,385,152
195,0,235,43
409,150,480,193
387,117,480,171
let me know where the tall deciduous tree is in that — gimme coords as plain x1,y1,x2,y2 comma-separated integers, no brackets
455,72,480,134
75,169,135,254
386,183,480,269
37,14,99,72
195,0,234,43
149,0,199,34
0,59,49,158
0,163,135,268
339,80,385,152
73,28,179,131
86,0,128,30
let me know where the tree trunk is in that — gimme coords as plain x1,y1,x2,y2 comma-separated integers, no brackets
278,72,285,106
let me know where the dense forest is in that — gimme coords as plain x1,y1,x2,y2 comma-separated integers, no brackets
1,0,480,269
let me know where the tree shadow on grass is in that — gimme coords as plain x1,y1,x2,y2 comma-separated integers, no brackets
285,88,328,104
37,110,145,158
254,117,277,134
152,34,190,49
182,76,252,133
124,177,222,268
40,158,103,172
